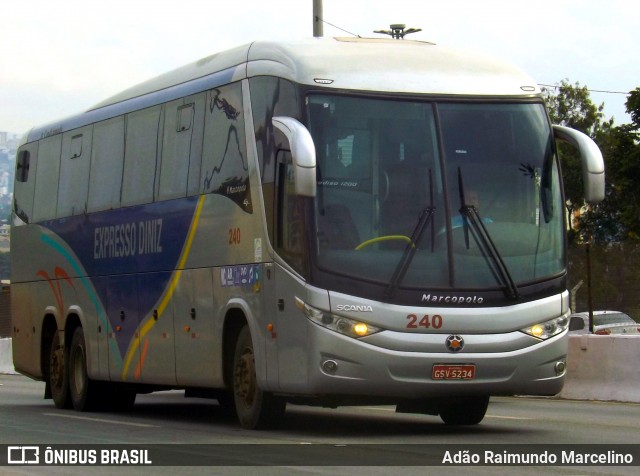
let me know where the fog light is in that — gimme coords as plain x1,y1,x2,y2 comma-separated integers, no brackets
322,360,338,375
555,360,566,375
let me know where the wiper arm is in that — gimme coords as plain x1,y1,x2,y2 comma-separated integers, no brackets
385,206,435,299
385,169,436,299
458,168,520,300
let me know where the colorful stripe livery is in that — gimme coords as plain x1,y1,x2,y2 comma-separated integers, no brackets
35,196,205,378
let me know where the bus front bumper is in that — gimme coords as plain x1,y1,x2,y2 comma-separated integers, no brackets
295,321,568,399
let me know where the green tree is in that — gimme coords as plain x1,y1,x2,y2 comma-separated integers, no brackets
606,89,640,239
542,80,609,239
542,80,640,242
545,82,640,318
543,79,606,136
626,87,640,130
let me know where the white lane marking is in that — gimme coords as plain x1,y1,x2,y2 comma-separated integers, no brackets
359,407,535,420
43,412,159,428
486,415,535,420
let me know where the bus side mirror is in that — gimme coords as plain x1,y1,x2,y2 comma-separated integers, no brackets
272,116,317,197
552,125,605,203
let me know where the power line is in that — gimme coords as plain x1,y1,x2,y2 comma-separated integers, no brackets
539,84,631,96
320,18,360,37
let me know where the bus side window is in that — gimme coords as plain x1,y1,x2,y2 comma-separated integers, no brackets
249,77,300,243
177,103,194,132
32,135,62,222
57,127,92,217
201,82,248,197
121,105,161,207
185,93,206,197
276,150,306,274
158,100,193,201
16,150,30,182
88,117,125,213
14,144,38,223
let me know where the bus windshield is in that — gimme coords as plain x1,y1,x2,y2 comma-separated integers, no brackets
307,95,564,299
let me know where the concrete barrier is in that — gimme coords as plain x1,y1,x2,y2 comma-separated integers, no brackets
559,334,640,403
0,338,17,375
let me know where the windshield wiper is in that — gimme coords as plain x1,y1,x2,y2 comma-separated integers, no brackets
385,170,436,299
457,168,521,300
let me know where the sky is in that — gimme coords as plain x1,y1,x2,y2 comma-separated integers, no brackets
2,0,638,135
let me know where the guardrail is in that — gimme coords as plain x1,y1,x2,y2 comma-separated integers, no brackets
559,334,640,403
0,285,10,338
0,338,14,374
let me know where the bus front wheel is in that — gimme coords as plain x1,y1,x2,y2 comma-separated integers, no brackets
439,395,489,425
232,325,285,429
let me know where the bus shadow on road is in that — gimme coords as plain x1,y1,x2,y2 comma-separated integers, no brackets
279,404,536,438
128,392,546,439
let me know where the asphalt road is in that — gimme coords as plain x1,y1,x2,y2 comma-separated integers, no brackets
1,374,639,475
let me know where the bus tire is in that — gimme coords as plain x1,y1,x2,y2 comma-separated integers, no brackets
49,331,71,409
232,325,285,429
216,390,237,416
68,327,101,412
439,395,489,425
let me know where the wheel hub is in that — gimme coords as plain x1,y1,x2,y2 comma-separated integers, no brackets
235,348,256,407
51,347,64,388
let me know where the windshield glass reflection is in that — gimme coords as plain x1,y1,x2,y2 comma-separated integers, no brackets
307,96,564,296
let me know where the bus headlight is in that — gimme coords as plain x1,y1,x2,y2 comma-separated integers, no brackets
297,299,381,338
521,315,569,340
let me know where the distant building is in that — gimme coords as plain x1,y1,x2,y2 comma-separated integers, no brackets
0,131,16,197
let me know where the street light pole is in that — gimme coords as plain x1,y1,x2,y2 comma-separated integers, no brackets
313,0,323,37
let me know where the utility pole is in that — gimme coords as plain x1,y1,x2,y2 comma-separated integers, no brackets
313,0,323,37
586,242,594,333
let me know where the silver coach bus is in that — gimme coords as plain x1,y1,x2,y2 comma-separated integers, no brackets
11,37,604,428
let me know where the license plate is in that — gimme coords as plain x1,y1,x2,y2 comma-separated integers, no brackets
432,364,476,380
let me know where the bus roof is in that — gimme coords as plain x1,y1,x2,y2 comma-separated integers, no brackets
25,37,541,143
247,37,539,97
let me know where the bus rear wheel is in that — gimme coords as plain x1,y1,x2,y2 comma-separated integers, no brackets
68,327,101,411
49,331,71,409
439,395,489,425
232,325,285,429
